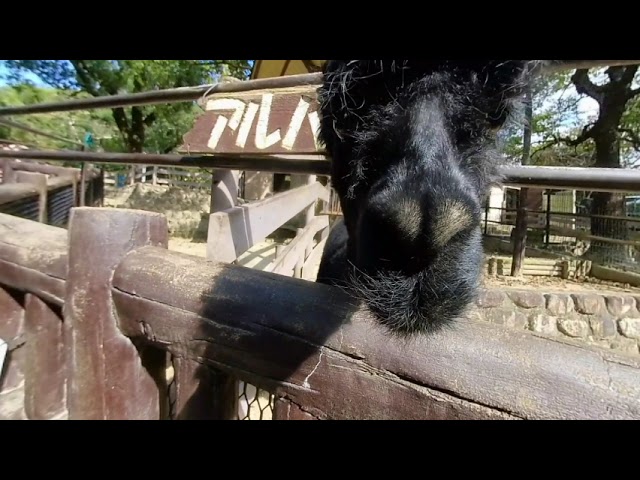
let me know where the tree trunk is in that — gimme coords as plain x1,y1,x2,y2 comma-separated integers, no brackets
127,106,146,153
110,106,145,153
511,85,533,277
587,102,631,265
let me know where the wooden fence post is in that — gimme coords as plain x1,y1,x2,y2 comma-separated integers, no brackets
294,227,304,278
210,169,239,213
16,171,48,223
289,174,317,228
1,160,16,184
166,168,240,420
0,287,26,420
63,207,169,420
170,356,237,420
545,190,552,247
24,294,66,420
79,163,87,207
510,84,532,277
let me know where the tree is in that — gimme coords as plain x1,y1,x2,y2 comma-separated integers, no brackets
502,65,640,264
3,60,252,153
501,70,596,167
550,66,640,263
0,84,117,150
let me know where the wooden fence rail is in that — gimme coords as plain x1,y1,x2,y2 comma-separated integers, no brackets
104,165,213,190
0,160,103,226
1,208,640,420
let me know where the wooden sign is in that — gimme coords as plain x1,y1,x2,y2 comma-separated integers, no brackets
179,85,326,155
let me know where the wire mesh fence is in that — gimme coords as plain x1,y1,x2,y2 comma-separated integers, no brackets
237,382,275,420
164,353,275,420
483,186,640,274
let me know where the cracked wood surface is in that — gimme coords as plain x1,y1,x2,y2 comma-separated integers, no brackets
2,211,640,419
24,294,67,420
112,245,640,420
64,208,168,420
0,213,67,305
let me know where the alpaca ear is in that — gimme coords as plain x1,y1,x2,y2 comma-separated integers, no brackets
474,60,536,129
479,60,535,95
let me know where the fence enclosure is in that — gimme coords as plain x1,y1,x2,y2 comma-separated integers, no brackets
2,66,640,420
0,158,102,226
483,184,640,276
104,165,212,190
2,208,640,420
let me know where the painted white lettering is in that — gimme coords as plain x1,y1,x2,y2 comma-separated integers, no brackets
255,93,282,149
281,98,311,150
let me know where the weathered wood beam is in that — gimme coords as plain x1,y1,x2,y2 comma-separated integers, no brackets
0,213,67,305
24,294,67,420
112,245,640,420
206,181,329,262
301,234,329,281
64,208,167,420
264,215,329,275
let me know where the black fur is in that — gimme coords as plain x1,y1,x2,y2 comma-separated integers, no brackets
315,60,539,336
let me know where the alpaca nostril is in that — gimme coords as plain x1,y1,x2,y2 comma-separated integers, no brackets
357,192,478,274
431,199,475,248
391,198,423,244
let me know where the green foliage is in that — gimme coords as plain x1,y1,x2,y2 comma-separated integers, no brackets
0,84,116,150
502,67,640,169
4,60,636,174
620,94,640,167
3,60,252,154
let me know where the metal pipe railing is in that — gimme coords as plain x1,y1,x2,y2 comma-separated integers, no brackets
0,73,323,117
1,61,638,118
0,118,85,148
2,149,640,193
0,149,332,175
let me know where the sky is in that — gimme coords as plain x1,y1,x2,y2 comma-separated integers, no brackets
0,61,47,87
0,59,609,150
0,59,601,113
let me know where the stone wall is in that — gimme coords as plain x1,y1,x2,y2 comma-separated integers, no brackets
472,289,640,356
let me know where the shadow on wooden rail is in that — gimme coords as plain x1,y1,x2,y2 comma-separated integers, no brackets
1,207,640,420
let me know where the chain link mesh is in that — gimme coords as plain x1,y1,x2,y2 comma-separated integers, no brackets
164,354,274,420
237,381,275,420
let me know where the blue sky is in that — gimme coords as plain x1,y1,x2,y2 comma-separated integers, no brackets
0,59,604,141
0,61,48,87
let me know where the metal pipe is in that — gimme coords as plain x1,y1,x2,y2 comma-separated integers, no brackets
0,73,324,117
537,60,640,75
2,149,640,192
499,165,640,193
0,149,332,175
0,118,85,148
1,61,638,118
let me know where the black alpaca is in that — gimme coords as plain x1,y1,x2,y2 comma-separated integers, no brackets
315,60,539,335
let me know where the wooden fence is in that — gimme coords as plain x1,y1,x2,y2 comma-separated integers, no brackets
104,165,212,190
1,207,640,420
2,66,640,421
0,160,103,226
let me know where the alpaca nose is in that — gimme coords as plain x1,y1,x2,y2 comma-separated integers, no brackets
357,189,478,273
429,199,476,248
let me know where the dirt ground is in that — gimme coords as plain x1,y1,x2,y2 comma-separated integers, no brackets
483,273,640,294
104,184,210,238
167,237,208,258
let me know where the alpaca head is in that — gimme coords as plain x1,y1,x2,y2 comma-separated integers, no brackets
317,60,538,335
